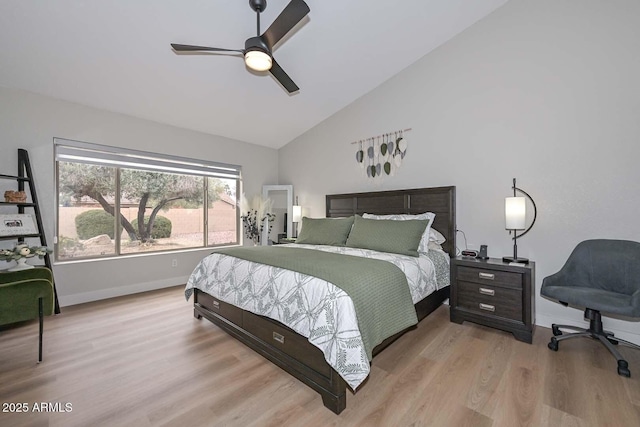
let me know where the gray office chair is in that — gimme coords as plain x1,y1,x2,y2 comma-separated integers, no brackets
541,239,640,377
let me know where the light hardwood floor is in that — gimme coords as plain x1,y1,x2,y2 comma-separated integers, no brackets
1,286,639,427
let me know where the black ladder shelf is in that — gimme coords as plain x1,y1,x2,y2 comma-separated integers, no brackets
1,149,60,313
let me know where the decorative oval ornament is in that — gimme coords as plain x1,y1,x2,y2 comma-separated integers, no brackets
380,144,387,156
376,163,381,175
384,162,391,175
387,141,394,155
367,146,374,159
397,137,408,153
370,165,377,177
366,166,372,177
356,150,364,163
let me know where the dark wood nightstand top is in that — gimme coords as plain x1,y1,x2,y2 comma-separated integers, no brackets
452,256,535,272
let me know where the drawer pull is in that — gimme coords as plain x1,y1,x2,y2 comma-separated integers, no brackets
273,332,285,344
212,300,220,310
478,272,495,280
479,303,495,312
479,287,495,296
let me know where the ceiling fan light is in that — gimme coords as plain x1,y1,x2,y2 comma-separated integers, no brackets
245,50,272,71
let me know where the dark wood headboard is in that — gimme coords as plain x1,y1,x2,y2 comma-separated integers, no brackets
326,186,456,257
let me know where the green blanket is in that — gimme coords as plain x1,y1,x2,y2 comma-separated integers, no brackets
216,246,418,360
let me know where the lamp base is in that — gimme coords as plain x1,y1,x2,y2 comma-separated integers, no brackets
502,256,529,264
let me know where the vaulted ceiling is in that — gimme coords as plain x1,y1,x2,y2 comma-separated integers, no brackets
0,0,508,148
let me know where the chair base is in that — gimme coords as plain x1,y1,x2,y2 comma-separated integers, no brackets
548,308,640,377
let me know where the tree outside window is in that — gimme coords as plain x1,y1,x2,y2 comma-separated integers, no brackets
57,160,238,260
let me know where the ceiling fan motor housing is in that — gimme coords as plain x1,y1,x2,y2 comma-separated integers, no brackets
244,36,272,71
245,36,270,55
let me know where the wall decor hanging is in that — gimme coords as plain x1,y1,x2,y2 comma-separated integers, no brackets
353,128,410,179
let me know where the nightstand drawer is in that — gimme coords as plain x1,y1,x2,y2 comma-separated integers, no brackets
457,266,522,290
456,280,522,321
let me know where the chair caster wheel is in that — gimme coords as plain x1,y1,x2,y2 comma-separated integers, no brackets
618,360,631,377
618,367,631,377
548,337,559,351
552,325,562,336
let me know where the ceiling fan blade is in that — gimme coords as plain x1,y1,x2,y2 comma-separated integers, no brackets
171,44,243,53
262,0,310,50
269,58,299,93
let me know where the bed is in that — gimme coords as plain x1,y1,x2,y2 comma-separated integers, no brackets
185,186,456,414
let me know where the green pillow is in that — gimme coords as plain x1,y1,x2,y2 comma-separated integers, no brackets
296,216,354,246
346,215,428,257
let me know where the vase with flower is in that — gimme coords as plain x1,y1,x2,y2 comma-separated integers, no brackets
0,244,52,271
239,194,276,245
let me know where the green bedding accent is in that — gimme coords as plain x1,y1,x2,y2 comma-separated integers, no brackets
216,246,418,360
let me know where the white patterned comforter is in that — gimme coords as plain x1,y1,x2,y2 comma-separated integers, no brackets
185,244,449,390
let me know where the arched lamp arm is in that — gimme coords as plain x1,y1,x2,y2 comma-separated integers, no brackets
513,185,537,240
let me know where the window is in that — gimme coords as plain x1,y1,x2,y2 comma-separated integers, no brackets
54,138,241,261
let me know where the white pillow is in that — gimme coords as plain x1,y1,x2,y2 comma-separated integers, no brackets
427,240,444,252
429,228,446,245
362,212,435,253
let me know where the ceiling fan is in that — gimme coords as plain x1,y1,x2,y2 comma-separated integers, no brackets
171,0,310,93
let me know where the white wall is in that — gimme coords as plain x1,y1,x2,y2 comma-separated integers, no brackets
279,0,640,341
0,86,278,306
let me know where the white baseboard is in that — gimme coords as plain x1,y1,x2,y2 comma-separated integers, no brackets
58,275,189,307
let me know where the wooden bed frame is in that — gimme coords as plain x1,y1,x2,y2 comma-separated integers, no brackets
193,186,456,414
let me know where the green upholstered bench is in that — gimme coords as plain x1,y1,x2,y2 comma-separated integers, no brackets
0,267,55,362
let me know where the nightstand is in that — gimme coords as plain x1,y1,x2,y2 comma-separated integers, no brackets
449,257,535,343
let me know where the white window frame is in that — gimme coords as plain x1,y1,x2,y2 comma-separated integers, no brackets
54,138,242,262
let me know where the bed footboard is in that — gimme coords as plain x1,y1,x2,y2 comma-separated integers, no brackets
194,289,347,414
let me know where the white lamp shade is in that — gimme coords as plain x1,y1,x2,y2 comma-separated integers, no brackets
245,50,272,71
505,196,526,230
292,205,302,223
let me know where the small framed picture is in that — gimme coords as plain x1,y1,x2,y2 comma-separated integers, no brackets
0,214,38,236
